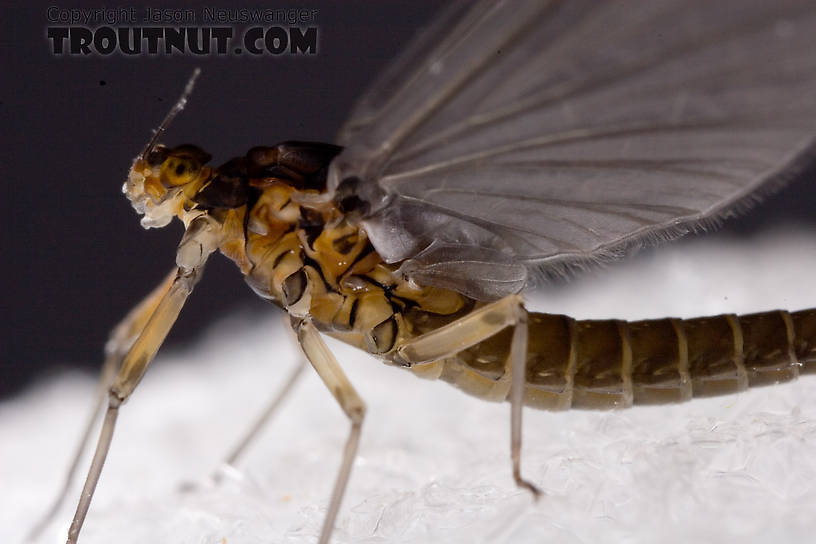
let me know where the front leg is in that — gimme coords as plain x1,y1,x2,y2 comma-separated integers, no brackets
66,215,221,544
25,268,178,543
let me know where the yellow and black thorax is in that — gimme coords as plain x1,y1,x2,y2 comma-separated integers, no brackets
164,141,471,357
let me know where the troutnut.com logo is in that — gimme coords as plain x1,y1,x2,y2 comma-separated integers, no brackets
46,6,319,56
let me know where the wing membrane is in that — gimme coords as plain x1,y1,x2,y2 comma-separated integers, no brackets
331,0,816,299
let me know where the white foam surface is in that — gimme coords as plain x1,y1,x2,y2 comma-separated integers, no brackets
4,227,816,544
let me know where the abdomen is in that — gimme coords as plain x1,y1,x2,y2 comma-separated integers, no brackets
422,309,816,410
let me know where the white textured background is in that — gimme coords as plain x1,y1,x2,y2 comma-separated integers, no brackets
4,227,816,544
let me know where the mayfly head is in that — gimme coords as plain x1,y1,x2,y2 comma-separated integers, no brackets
124,144,213,228
122,68,209,229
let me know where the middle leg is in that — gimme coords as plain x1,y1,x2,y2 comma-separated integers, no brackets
292,318,366,544
214,317,307,482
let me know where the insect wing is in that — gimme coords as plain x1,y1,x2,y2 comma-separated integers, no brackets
331,0,816,299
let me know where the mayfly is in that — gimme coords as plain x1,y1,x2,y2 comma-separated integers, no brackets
29,0,816,543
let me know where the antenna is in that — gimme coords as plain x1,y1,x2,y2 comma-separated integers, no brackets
140,67,202,159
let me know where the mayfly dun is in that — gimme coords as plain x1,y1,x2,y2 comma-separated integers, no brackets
28,0,816,543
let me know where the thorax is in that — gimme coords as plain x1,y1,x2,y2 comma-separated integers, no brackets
216,181,471,359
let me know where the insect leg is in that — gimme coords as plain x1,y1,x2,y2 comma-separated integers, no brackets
292,318,366,544
216,318,307,474
25,269,178,542
393,294,541,496
508,307,540,497
25,356,115,544
394,295,524,364
66,216,219,544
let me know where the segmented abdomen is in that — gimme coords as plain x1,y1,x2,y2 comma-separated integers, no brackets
435,309,816,410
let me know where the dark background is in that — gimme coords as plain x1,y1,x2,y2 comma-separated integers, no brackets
2,1,815,398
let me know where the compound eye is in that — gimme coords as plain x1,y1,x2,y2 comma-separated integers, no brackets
161,156,200,187
160,146,209,187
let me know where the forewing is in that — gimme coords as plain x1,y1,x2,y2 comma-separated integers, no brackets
331,0,816,299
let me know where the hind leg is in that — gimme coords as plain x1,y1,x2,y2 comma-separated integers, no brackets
393,295,540,496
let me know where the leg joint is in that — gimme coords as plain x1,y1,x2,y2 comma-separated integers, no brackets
348,403,366,425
